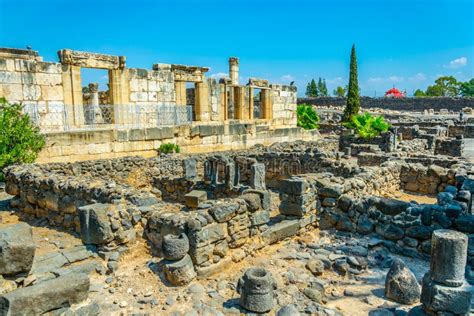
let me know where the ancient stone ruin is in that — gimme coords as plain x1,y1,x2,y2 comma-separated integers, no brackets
0,46,473,315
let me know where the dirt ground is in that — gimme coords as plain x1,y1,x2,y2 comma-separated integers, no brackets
0,190,432,315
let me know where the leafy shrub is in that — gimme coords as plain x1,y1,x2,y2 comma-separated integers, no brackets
297,104,319,130
0,98,45,181
343,112,390,139
158,143,180,154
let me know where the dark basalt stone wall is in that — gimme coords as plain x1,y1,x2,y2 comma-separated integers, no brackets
298,97,474,112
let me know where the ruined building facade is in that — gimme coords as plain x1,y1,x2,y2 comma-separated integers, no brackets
0,47,296,131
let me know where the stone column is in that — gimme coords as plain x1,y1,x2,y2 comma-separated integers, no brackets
261,89,273,120
415,229,472,316
88,83,103,124
229,57,239,86
234,86,246,120
429,229,467,287
248,87,254,120
219,83,227,121
61,64,84,127
109,68,129,125
175,81,187,106
195,80,209,121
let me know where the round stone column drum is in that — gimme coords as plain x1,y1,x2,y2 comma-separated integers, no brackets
430,229,468,287
237,267,275,313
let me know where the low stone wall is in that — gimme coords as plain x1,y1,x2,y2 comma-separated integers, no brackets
298,97,474,113
317,177,474,268
448,125,474,138
339,132,396,154
434,138,464,157
38,121,319,163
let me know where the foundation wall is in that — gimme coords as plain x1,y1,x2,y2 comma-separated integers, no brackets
37,122,320,163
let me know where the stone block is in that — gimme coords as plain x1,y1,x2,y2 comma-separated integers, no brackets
189,223,227,247
0,223,35,276
78,203,114,245
163,254,196,286
420,273,471,315
183,158,197,179
280,177,307,195
0,273,90,315
129,129,146,141
249,210,270,226
184,190,207,208
261,220,300,245
210,203,240,222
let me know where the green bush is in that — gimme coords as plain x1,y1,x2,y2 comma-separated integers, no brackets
0,98,45,181
343,112,390,139
158,143,180,154
297,104,319,130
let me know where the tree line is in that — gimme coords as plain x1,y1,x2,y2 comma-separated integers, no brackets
414,77,473,97
305,78,329,97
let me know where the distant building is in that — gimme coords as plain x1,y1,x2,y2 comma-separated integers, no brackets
384,87,405,98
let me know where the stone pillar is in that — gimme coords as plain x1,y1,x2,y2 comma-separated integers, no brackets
195,80,209,121
109,68,129,125
261,89,272,120
429,229,467,287
229,57,239,86
61,64,84,126
227,85,235,119
87,83,103,124
219,83,227,121
250,162,266,190
415,229,472,316
234,86,246,120
88,83,99,106
248,87,254,120
175,81,187,106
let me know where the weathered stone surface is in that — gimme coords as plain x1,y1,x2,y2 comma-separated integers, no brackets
0,273,90,315
276,304,300,316
249,210,270,226
163,254,196,286
184,190,207,208
429,229,468,287
375,198,409,216
237,268,275,313
0,223,35,276
189,223,227,247
280,177,307,195
454,214,474,233
376,224,405,241
250,162,266,190
210,203,239,223
306,259,325,276
78,203,113,245
385,259,421,304
261,220,300,245
420,274,471,315
162,233,189,261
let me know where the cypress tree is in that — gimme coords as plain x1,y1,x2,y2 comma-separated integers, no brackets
305,83,312,97
317,77,324,96
343,44,360,122
322,79,328,96
310,79,318,97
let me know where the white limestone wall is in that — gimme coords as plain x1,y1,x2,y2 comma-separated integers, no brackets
0,58,66,130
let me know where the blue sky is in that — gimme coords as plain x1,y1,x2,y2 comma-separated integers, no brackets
1,0,473,96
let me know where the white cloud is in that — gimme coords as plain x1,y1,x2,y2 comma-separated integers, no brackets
444,57,467,69
209,72,228,79
326,77,343,84
367,76,404,84
388,76,404,83
408,73,426,83
280,74,294,82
